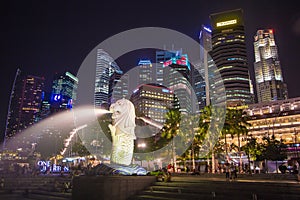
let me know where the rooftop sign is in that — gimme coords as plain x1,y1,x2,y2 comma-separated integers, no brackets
216,19,237,27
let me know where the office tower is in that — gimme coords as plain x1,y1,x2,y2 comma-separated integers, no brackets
210,9,252,106
254,29,288,103
4,69,45,141
156,49,182,85
163,54,193,114
198,25,213,108
111,69,129,103
138,59,153,85
95,49,123,108
50,71,78,112
130,84,174,123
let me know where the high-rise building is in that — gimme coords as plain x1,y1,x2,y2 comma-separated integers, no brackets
110,69,129,103
198,25,213,108
4,69,45,141
95,49,123,108
50,71,78,112
130,83,174,123
155,49,182,85
253,29,288,103
210,9,252,106
138,59,153,86
163,54,193,114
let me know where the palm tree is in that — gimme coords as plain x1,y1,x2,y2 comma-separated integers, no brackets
241,135,262,174
161,108,181,171
221,108,236,162
227,108,251,172
198,105,225,173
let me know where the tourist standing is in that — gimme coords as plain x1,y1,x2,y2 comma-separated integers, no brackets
225,163,230,181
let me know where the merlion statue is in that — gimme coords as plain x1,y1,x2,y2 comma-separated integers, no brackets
109,98,136,166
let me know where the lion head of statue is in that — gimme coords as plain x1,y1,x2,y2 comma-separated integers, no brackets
109,98,136,138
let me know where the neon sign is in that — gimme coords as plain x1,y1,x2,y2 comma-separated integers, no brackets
216,19,237,27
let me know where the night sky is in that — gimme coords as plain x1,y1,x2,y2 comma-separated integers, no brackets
1,0,299,141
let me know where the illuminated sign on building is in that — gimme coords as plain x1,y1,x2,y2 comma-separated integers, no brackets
53,94,61,102
163,54,190,69
216,19,237,27
203,26,212,33
37,160,69,173
162,88,170,93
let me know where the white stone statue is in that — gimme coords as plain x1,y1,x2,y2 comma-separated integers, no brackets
109,98,136,166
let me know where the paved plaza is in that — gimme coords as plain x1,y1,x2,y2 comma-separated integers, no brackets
0,173,299,200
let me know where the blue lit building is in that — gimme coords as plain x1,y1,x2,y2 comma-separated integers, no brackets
196,25,213,109
50,71,78,112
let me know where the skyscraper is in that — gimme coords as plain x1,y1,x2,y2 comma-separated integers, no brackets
253,29,288,103
155,49,182,85
198,25,213,107
210,9,252,106
4,69,45,141
163,54,193,114
50,71,78,112
94,49,123,108
110,69,129,103
130,84,174,123
138,59,153,85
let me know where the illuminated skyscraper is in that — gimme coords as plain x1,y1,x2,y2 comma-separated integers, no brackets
50,71,78,112
95,49,123,108
155,49,182,85
130,83,174,123
198,25,213,108
210,9,252,106
4,69,45,140
138,59,153,85
254,29,288,103
163,54,193,114
110,69,129,103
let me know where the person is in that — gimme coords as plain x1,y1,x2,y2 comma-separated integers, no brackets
0,177,4,189
231,164,237,180
225,163,230,181
186,165,190,174
161,167,171,182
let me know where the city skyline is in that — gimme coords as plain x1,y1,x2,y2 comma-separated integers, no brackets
1,1,300,141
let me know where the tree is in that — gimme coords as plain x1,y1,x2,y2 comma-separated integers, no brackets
258,135,287,173
226,108,251,172
198,105,225,173
161,108,181,171
241,136,262,174
72,141,91,157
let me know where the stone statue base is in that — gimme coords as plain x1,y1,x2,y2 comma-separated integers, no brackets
87,163,148,176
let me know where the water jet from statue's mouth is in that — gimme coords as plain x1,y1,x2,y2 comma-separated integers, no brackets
94,108,113,116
